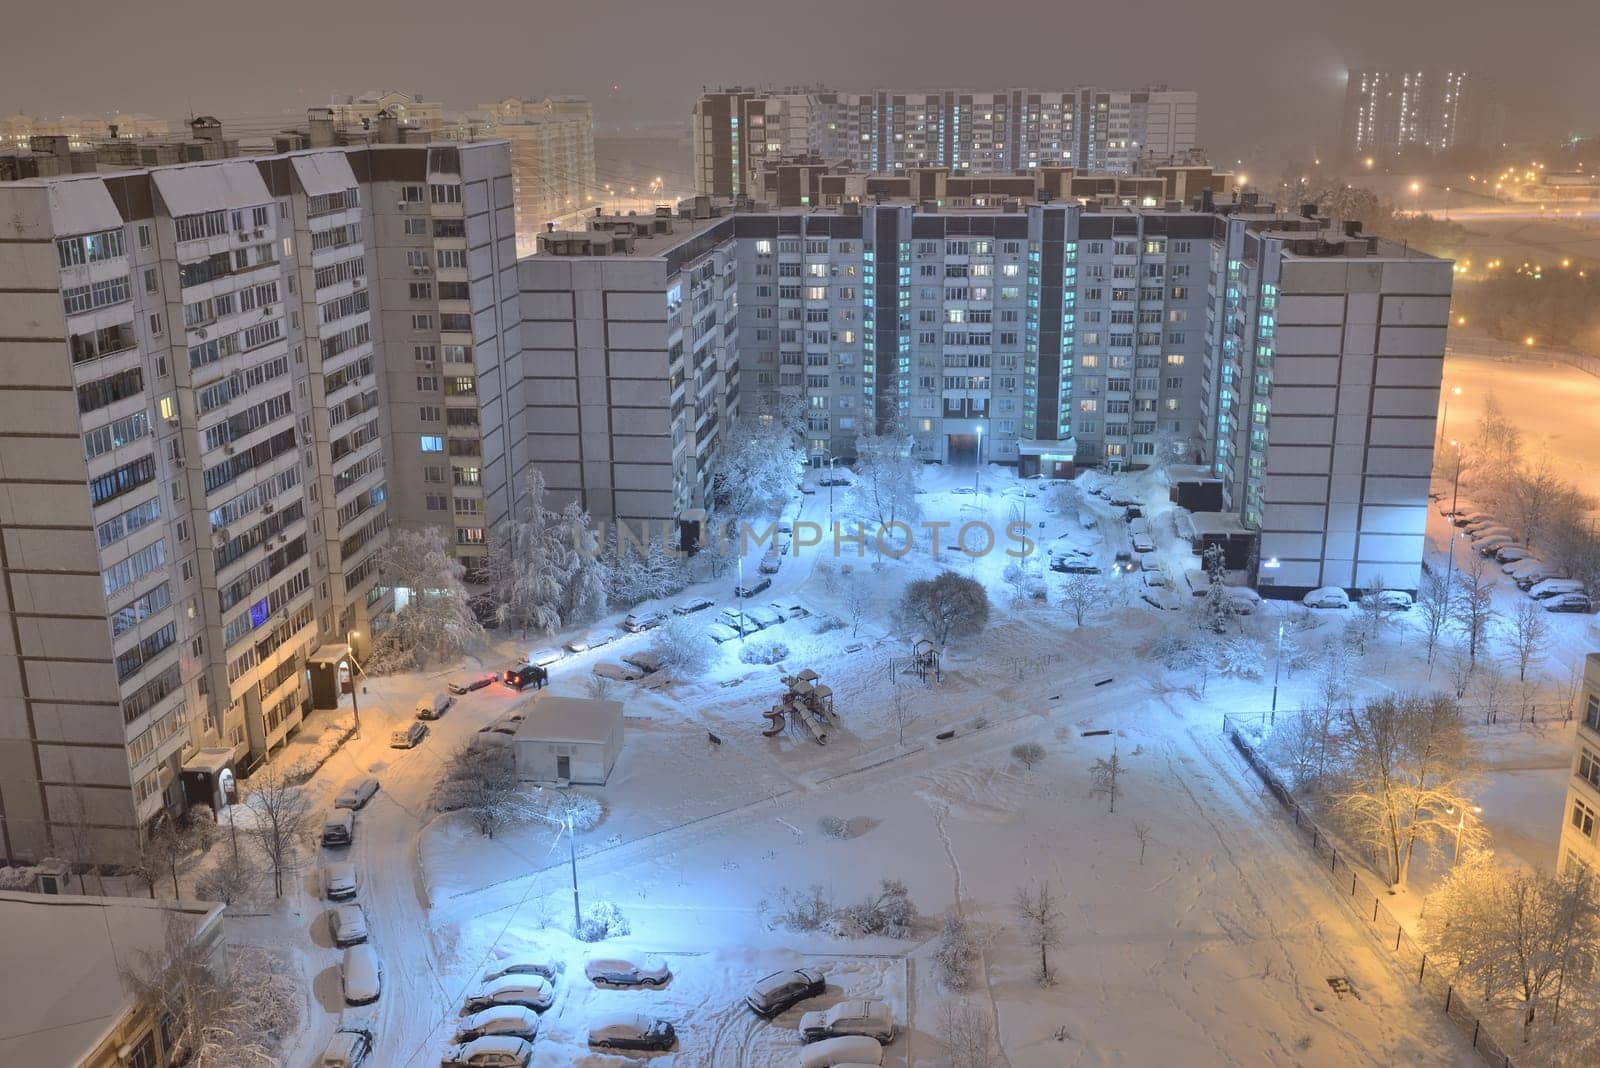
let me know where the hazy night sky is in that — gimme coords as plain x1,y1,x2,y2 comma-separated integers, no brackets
2,0,1593,161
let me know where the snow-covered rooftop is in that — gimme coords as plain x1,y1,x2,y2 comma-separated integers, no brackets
513,695,623,745
0,891,223,1066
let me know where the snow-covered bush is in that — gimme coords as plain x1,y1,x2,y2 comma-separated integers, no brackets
1217,635,1265,679
739,642,789,665
812,614,846,634
649,616,717,677
761,884,835,932
938,998,997,1068
835,878,918,938
818,815,851,839
584,675,614,701
1011,742,1046,770
536,789,606,834
576,900,631,942
933,914,979,991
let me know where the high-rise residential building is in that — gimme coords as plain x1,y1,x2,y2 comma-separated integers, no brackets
0,132,516,866
1340,68,1504,160
1558,653,1600,880
467,97,597,251
515,193,1449,597
692,86,1200,196
325,90,450,135
0,113,172,152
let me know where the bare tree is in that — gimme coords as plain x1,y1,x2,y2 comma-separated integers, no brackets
1132,819,1152,865
1509,598,1552,683
894,570,990,646
122,914,295,1067
1503,458,1576,550
649,615,717,677
240,769,313,899
434,743,528,839
849,431,923,528
1011,742,1046,770
937,998,997,1068
1090,748,1125,813
194,847,260,908
889,681,918,747
1452,552,1498,666
1265,705,1340,795
1331,693,1481,889
1473,661,1511,724
845,582,866,638
933,913,980,991
1013,880,1063,984
143,815,214,898
367,527,483,673
1059,572,1101,627
1416,567,1453,667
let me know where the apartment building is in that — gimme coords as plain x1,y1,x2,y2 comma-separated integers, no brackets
510,194,1448,600
0,136,515,865
693,86,1199,196
468,97,597,250
0,113,172,152
1558,653,1600,880
1340,68,1504,160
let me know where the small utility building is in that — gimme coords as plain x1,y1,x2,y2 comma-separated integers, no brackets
513,696,624,785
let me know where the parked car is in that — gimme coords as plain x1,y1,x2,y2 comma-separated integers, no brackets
1365,590,1413,611
318,1026,373,1068
1543,593,1594,613
322,809,355,847
324,862,359,901
1125,505,1144,521
1224,587,1262,614
481,962,558,983
390,721,428,749
1058,559,1101,575
673,597,715,616
478,713,524,737
706,622,742,644
566,631,616,653
620,651,663,674
452,1006,540,1043
1130,533,1156,554
744,967,827,1017
818,475,851,487
1529,578,1587,600
1142,570,1171,589
335,778,380,810
585,958,672,987
439,1035,533,1068
592,661,644,682
462,975,555,1014
416,692,454,720
448,675,496,695
1467,525,1513,544
329,903,368,947
1476,535,1517,556
587,1013,677,1052
622,610,667,633
734,576,773,598
341,944,382,1005
800,999,896,1044
744,605,784,629
799,1035,885,1068
759,549,783,574
529,648,565,669
502,664,547,692
1495,545,1533,563
1302,586,1351,609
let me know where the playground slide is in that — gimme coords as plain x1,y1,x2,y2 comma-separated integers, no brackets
761,707,787,737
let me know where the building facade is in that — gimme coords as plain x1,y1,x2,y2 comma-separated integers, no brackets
513,195,1448,599
693,86,1200,196
0,137,515,865
468,97,597,251
1340,68,1504,160
1558,653,1600,880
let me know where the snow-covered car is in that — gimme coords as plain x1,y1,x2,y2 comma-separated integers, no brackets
718,607,760,631
1529,578,1586,600
1495,545,1532,563
1056,559,1101,575
1224,587,1262,614
448,675,496,695
1141,570,1170,589
452,1005,540,1043
592,661,644,682
1542,593,1594,613
621,651,663,674
706,622,742,644
1367,590,1413,611
1301,586,1350,609
585,958,672,987
335,778,381,810
818,475,851,487
745,605,784,629
462,975,555,1014
622,610,667,633
798,1034,884,1068
1131,533,1156,554
341,944,382,1005
329,903,368,947
529,648,565,669
318,1026,373,1068
438,1035,533,1068
1471,531,1515,551
478,713,523,737
390,721,428,749
734,576,773,598
799,998,896,1043
324,862,359,901
673,596,715,615
587,1013,677,1052
567,631,616,653
416,692,454,720
1511,562,1563,587
744,967,827,1017
481,961,558,983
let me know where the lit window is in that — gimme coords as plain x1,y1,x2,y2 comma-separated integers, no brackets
420,436,443,452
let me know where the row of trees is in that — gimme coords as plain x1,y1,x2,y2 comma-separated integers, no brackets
1457,268,1600,354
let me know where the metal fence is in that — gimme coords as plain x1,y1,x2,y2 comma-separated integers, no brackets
1221,717,1519,1067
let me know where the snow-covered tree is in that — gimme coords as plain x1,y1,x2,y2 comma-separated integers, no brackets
1013,880,1063,984
122,918,297,1068
139,813,214,898
937,999,997,1068
194,847,259,907
434,743,526,839
1416,567,1453,667
1330,693,1481,889
239,768,312,899
605,526,688,607
1217,634,1265,679
558,501,608,626
1090,749,1125,813
1193,545,1237,634
1452,552,1497,666
649,615,716,677
1508,598,1552,683
849,431,922,528
933,914,980,991
1266,705,1340,795
482,470,579,638
1473,392,1524,472
368,527,482,672
1059,572,1101,627
895,570,990,646
1011,742,1046,770
706,412,806,525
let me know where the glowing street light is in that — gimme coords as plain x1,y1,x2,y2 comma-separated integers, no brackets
1438,385,1463,446
1446,804,1483,866
346,630,363,737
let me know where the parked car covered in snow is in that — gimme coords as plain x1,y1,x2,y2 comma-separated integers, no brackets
452,1005,540,1043
448,674,496,695
706,622,742,644
620,651,663,674
673,596,715,615
318,1026,373,1068
585,958,672,987
1529,578,1586,600
734,576,773,598
438,1035,533,1067
745,967,827,1017
1495,545,1532,563
390,721,428,749
416,692,454,720
592,661,644,682
799,998,896,1043
587,1013,677,1052
462,975,554,1014
335,778,380,810
798,1034,885,1068
1542,592,1594,613
329,903,368,947
341,944,382,1005
1224,587,1262,614
622,610,667,633
324,862,359,901
1301,586,1350,609
481,961,558,982
1363,590,1413,611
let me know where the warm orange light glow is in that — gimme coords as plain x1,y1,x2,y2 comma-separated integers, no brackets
1525,337,1536,347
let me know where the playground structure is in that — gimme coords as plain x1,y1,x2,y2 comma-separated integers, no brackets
761,668,837,744
910,638,943,684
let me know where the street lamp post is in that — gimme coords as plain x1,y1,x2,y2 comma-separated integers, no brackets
532,801,582,932
1448,804,1483,866
974,425,984,493
1437,386,1462,447
736,553,746,639
1449,439,1464,516
1270,621,1285,725
346,630,362,738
